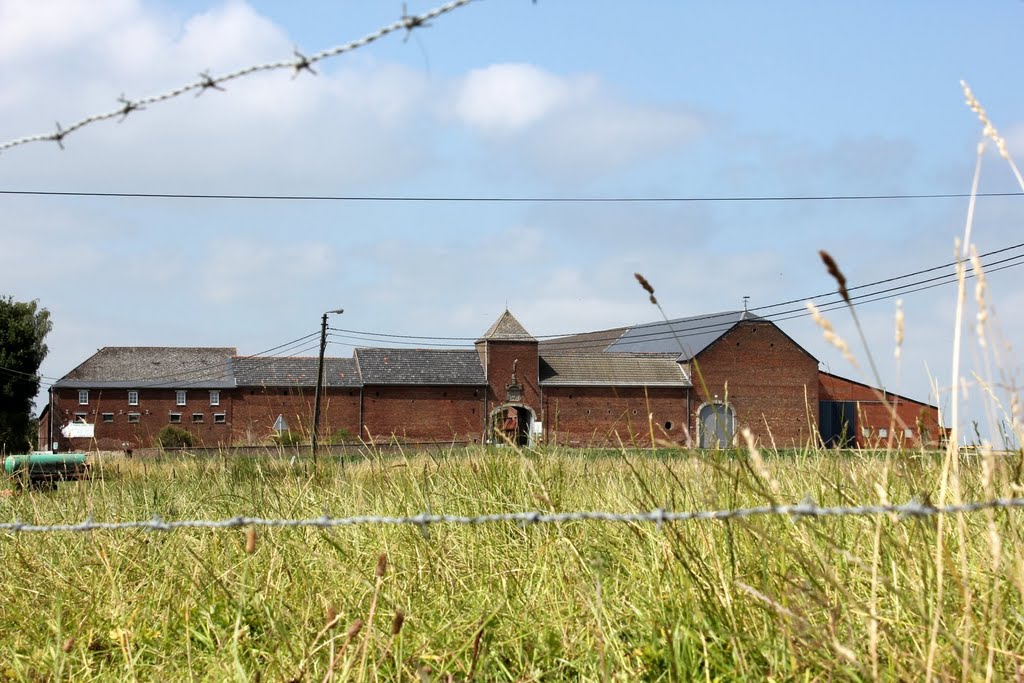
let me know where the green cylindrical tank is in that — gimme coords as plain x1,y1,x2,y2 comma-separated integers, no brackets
4,453,88,475
4,456,89,489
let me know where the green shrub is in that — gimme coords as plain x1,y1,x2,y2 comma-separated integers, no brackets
329,427,356,444
155,425,198,449
271,430,304,447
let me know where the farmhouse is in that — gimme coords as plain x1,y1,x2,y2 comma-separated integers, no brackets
43,310,944,451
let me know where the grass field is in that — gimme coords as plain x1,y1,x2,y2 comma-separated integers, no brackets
1,446,1023,681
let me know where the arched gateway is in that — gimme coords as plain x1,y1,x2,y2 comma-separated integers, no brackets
489,404,535,446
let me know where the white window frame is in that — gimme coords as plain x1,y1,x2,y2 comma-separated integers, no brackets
169,413,182,424
128,390,139,406
78,390,89,405
176,390,187,406
127,412,141,424
101,413,114,423
192,413,204,423
214,413,226,424
209,390,220,406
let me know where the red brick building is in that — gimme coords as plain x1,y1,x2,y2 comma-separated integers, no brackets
43,310,944,451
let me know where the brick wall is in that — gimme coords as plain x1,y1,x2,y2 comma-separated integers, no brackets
230,387,360,445
693,322,820,447
818,373,945,448
479,340,542,426
361,384,484,443
542,386,691,447
52,387,233,450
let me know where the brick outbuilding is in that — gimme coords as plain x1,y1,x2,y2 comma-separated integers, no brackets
44,310,944,451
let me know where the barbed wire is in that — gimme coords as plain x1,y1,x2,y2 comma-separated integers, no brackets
0,0,475,155
2,497,1022,534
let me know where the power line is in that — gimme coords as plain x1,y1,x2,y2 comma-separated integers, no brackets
324,242,1024,348
1,189,1022,204
0,0,477,155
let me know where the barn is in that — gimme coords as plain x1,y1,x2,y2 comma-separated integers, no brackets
43,310,944,451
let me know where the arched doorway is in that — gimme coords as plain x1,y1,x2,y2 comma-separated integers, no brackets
698,402,735,448
489,405,534,446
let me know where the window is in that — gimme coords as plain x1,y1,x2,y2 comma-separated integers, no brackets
176,390,187,406
878,428,889,438
74,412,88,423
214,413,226,424
128,412,140,424
78,390,89,405
102,413,114,423
169,413,182,424
128,390,139,406
209,390,220,406
192,413,204,423
905,428,914,438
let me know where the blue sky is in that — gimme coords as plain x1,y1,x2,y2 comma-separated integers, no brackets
1,0,1022,441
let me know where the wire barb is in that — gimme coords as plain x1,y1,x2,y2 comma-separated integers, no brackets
196,71,225,96
291,49,318,78
116,95,143,122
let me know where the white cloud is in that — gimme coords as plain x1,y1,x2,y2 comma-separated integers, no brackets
450,63,704,180
453,63,588,133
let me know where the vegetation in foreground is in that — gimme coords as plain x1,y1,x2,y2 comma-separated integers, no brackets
1,446,1023,681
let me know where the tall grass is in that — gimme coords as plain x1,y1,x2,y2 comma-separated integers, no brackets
1,447,1022,680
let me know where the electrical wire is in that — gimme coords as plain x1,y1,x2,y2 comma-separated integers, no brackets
1,189,1022,203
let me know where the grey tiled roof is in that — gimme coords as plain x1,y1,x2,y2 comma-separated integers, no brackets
234,356,360,387
55,347,237,389
355,348,485,385
540,353,690,387
479,310,536,341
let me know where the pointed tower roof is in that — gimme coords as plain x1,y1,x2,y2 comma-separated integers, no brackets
479,310,536,342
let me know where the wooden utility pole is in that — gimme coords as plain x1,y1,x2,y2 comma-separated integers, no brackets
311,308,343,462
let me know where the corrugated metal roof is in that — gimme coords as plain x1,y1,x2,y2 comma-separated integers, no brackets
54,347,237,389
234,356,360,387
605,311,763,359
355,348,486,385
540,352,690,387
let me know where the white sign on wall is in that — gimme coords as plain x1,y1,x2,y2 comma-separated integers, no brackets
61,422,94,439
532,421,543,435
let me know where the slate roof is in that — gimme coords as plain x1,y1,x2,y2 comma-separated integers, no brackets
478,310,536,342
55,347,237,389
540,353,691,387
355,348,486,385
233,356,361,387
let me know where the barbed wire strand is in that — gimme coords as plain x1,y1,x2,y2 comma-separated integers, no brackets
0,0,475,155
2,497,1022,534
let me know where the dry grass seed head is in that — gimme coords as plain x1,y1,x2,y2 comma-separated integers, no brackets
375,553,388,578
244,526,257,554
805,301,858,366
634,272,658,305
391,609,405,636
818,250,850,304
969,245,989,347
894,299,904,360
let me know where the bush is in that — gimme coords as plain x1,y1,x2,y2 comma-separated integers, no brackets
271,430,304,447
329,427,356,444
155,425,198,449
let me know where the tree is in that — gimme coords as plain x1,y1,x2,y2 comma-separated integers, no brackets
0,297,52,453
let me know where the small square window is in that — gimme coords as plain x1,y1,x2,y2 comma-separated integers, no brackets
905,428,915,438
102,413,114,423
192,413,204,423
78,390,89,405
74,412,88,423
128,390,139,406
169,413,182,424
209,390,220,406
214,413,226,424
128,412,140,424
176,390,187,406
879,428,888,438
